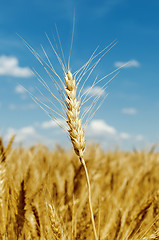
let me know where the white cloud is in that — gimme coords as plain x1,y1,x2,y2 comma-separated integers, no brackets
9,103,36,110
15,85,26,94
4,124,66,148
15,85,34,100
135,134,144,141
114,59,140,68
87,119,146,149
4,128,16,141
88,119,116,136
119,132,130,140
5,126,36,143
86,119,135,150
87,119,132,140
83,86,105,97
0,56,33,77
3,120,146,150
41,120,58,129
122,108,137,115
20,126,35,135
41,119,67,130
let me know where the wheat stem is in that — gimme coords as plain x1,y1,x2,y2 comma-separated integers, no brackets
80,156,98,240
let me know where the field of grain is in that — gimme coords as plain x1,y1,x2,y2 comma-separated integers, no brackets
0,136,159,239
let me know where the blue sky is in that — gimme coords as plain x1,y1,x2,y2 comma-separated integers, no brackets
0,0,159,151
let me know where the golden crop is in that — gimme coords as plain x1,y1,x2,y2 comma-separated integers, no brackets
0,136,159,239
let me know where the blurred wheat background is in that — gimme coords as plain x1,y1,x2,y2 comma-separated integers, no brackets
1,136,159,239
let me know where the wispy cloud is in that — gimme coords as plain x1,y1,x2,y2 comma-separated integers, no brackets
83,86,105,98
15,85,26,94
3,120,146,150
15,84,34,100
41,120,58,129
119,132,131,140
0,56,33,77
40,119,66,130
9,103,36,110
135,134,144,141
114,59,140,68
4,124,66,148
122,108,137,115
5,126,36,143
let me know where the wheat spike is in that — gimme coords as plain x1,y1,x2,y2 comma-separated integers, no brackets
65,70,85,159
48,203,62,240
125,198,153,240
0,135,15,163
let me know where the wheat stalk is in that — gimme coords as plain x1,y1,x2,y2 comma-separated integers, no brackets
0,136,15,237
20,18,122,239
55,69,98,239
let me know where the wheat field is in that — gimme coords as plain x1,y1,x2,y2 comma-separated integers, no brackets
0,136,159,239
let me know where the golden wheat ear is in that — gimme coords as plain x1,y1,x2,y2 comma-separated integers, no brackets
64,70,85,159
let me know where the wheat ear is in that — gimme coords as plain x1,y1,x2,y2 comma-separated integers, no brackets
65,70,98,240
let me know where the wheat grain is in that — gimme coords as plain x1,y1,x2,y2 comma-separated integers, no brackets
48,203,62,240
